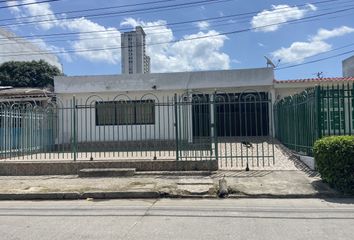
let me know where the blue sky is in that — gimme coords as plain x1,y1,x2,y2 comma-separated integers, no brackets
1,0,354,80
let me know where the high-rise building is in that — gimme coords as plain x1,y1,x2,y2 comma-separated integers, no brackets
0,28,62,71
343,55,354,77
121,26,150,74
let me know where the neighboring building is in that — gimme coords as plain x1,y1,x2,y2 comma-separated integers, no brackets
343,55,354,77
0,87,53,106
274,76,354,99
0,28,62,71
121,26,150,74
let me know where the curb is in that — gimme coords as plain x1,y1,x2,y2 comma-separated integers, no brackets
0,191,350,200
0,191,160,200
227,193,350,199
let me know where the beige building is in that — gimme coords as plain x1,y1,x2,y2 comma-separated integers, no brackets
121,26,150,74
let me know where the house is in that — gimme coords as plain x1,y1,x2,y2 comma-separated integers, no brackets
274,76,354,99
54,67,354,146
54,67,277,145
0,87,55,156
0,87,53,106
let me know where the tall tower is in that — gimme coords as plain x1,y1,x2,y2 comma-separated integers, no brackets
121,26,150,74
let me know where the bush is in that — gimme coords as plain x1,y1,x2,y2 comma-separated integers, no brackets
314,136,354,194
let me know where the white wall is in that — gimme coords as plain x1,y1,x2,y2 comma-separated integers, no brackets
55,86,274,144
56,91,179,144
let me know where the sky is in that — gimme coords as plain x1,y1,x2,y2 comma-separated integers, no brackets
1,0,354,80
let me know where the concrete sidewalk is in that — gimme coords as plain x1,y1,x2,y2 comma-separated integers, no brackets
0,169,344,200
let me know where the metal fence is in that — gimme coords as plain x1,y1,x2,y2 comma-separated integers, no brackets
0,91,275,169
274,83,354,156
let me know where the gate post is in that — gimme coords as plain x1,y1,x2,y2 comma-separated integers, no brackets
72,96,77,161
212,93,218,162
315,86,322,140
174,94,179,161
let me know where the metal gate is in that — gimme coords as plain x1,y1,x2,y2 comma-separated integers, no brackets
1,91,275,169
175,91,275,169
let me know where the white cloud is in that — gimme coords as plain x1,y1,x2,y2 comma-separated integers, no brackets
31,38,72,63
20,0,58,30
9,0,121,63
196,21,210,30
272,41,331,64
0,28,62,70
271,26,354,64
232,59,241,64
60,18,121,64
121,18,230,72
8,2,230,70
251,4,316,32
311,26,354,41
6,0,22,17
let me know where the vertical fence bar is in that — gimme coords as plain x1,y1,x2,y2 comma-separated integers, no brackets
174,94,179,161
213,93,218,163
315,86,322,141
72,96,77,161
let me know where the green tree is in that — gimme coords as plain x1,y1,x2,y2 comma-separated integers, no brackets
0,60,62,88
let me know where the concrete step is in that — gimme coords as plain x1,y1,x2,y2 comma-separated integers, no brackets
79,168,136,177
135,171,212,176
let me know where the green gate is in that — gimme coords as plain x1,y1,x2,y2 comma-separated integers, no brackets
1,91,275,169
175,91,275,169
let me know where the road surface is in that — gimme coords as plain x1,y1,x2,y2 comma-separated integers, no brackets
0,198,353,240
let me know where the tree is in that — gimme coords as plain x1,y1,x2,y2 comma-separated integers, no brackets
0,60,62,88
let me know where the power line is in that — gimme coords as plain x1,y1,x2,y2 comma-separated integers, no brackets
277,42,354,68
0,0,349,42
0,0,179,22
0,0,340,22
0,0,345,25
0,5,352,48
0,0,61,10
1,0,348,29
275,49,354,70
2,5,354,57
0,0,231,27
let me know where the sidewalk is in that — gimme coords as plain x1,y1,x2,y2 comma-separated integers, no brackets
0,169,343,200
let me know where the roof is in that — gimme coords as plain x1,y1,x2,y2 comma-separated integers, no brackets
274,77,354,84
54,68,274,94
0,88,53,99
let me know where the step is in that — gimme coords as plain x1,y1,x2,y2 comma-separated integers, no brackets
79,168,136,178
135,171,212,176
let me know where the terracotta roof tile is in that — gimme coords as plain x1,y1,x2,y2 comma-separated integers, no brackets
274,77,354,84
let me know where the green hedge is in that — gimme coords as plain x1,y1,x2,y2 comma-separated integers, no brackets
314,136,354,194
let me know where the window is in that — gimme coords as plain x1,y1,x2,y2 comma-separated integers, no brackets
96,100,155,125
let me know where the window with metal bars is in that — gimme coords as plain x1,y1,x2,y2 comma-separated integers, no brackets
95,100,155,126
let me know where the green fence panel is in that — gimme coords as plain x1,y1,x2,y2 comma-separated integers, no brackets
274,83,354,156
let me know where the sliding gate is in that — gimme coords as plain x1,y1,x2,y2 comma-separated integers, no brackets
176,91,275,169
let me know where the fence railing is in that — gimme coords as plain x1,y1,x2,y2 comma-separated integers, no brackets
0,91,275,168
274,83,354,156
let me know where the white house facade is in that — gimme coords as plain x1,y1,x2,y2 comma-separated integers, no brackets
54,68,275,144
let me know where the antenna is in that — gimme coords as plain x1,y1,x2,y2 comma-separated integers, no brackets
264,56,277,68
312,72,324,79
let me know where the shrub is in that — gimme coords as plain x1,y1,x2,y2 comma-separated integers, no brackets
314,136,354,194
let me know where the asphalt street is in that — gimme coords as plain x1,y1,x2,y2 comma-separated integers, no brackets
0,198,353,240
